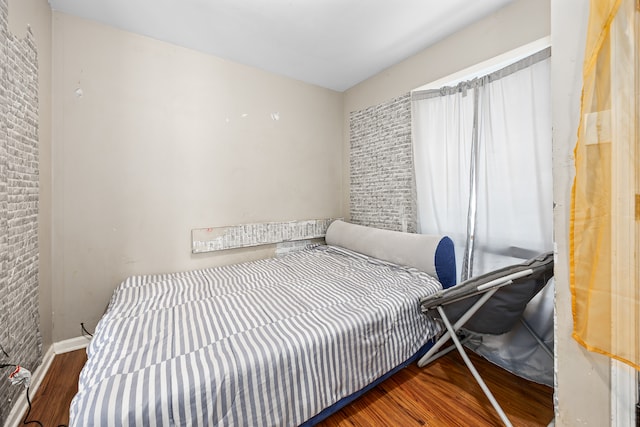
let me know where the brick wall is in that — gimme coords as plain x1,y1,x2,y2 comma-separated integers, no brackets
0,0,42,423
349,93,416,232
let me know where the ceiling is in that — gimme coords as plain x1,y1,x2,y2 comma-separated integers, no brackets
48,0,515,92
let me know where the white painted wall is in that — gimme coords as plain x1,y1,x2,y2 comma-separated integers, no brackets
51,12,344,341
551,0,612,425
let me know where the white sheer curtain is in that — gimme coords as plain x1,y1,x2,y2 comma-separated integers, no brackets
474,57,553,272
412,86,475,282
411,49,554,385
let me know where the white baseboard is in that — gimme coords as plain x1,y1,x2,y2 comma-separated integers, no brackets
3,344,55,427
3,337,90,427
53,336,91,354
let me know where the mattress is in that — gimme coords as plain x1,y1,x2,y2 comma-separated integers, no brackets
69,245,442,426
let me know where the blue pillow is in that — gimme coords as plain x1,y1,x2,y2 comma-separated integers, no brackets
434,236,456,289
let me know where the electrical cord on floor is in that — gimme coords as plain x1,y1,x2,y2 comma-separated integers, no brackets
23,386,44,427
23,384,69,427
80,323,93,338
1,364,68,427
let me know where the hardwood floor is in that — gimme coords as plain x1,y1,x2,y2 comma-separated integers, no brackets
317,354,553,426
24,348,552,426
22,349,87,427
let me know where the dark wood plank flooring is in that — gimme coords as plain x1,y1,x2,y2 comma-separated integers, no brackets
22,349,87,427
318,353,553,426
23,348,553,426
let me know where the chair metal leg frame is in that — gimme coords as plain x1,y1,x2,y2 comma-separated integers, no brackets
418,334,473,367
437,305,514,427
519,317,553,359
418,287,504,368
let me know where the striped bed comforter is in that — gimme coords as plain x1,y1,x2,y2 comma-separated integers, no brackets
69,245,442,426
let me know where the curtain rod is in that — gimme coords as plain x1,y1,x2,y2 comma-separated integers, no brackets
412,47,551,101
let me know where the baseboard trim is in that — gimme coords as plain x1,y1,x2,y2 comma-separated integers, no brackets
53,336,91,354
3,344,55,427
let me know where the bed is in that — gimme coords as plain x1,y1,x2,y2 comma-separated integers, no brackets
69,220,456,426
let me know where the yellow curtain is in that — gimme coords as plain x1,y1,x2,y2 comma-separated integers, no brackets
570,0,639,370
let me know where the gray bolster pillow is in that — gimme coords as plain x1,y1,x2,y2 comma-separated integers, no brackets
325,220,456,288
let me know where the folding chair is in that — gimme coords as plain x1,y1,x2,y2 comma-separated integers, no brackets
417,251,554,427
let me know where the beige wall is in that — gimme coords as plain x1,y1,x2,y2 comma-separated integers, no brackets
51,12,344,341
551,0,611,425
8,0,53,349
342,0,551,219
